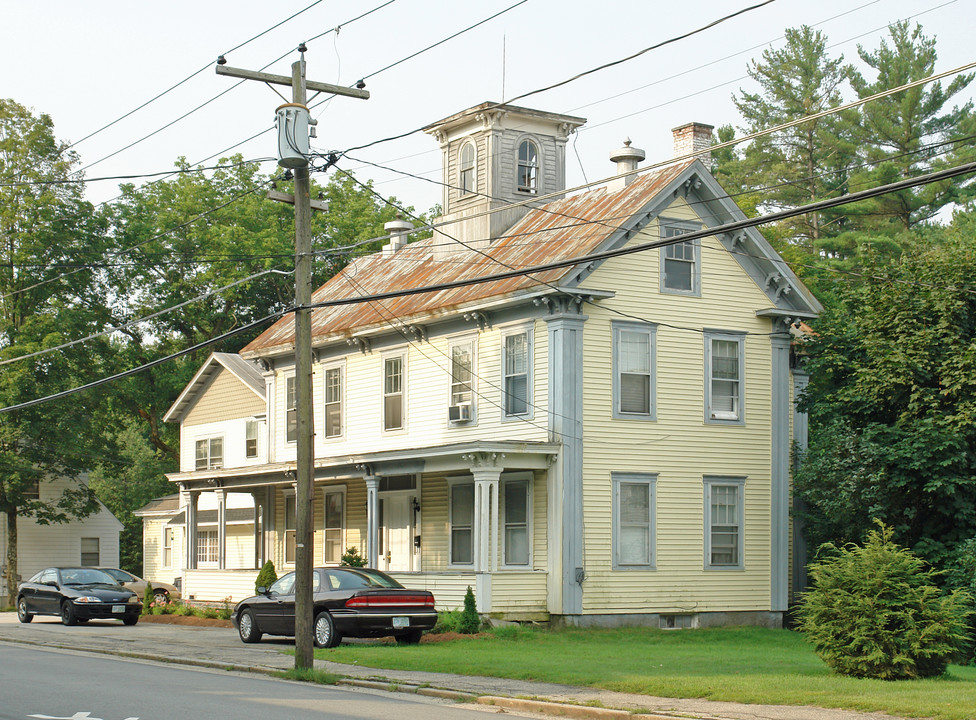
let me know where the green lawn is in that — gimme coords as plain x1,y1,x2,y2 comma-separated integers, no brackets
315,626,976,720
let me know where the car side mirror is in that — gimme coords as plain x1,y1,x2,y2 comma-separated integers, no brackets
257,586,269,595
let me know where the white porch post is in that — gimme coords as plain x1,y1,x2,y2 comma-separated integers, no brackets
365,474,380,568
215,488,227,570
182,490,199,571
471,462,501,613
251,492,262,569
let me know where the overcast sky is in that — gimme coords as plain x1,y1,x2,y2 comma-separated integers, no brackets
2,0,973,217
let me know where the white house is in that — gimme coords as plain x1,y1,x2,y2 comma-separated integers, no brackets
142,102,821,627
1,473,122,605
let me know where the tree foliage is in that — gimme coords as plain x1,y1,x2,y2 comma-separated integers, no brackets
797,523,971,679
0,98,110,597
795,215,976,569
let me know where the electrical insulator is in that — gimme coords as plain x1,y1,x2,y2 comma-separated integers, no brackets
275,103,311,168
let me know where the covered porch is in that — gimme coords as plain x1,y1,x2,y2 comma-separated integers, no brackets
168,441,558,617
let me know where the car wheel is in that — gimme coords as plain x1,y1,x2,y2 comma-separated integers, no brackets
77,618,90,624
16,598,33,623
122,615,139,626
396,629,423,645
61,601,77,626
313,611,341,648
237,609,263,643
153,590,168,604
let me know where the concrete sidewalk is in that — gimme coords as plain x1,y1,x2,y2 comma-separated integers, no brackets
0,613,905,720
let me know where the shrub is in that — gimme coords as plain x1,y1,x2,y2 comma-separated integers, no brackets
433,610,463,634
797,522,972,679
142,582,154,616
458,586,481,634
254,561,277,593
341,546,367,567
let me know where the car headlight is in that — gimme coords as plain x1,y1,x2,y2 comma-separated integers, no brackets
73,596,101,603
128,595,141,603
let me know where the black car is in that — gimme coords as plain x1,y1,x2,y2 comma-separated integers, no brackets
16,567,142,626
232,567,436,648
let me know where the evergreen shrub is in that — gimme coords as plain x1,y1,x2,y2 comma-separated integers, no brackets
340,546,367,567
255,561,277,593
797,523,972,679
458,585,481,634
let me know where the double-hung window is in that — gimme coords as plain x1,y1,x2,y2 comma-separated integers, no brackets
163,527,174,568
81,537,100,566
517,140,538,193
660,220,700,295
324,365,343,438
383,354,405,431
197,530,218,564
285,376,297,443
502,478,530,566
704,477,744,568
246,419,259,459
459,142,476,196
502,329,531,418
450,482,474,565
323,489,344,565
705,332,744,423
195,437,223,470
613,322,655,419
450,339,475,410
613,473,655,568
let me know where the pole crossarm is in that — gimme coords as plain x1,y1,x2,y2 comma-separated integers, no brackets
216,64,369,99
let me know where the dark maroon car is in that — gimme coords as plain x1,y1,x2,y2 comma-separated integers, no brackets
232,567,436,648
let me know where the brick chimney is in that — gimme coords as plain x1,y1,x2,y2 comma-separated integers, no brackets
672,122,714,162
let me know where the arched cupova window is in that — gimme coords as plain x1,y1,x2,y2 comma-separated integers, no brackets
517,140,538,193
459,141,476,196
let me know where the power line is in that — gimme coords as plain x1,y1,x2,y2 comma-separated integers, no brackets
5,157,976,414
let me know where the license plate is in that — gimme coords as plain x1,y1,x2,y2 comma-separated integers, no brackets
112,605,125,613
392,616,409,628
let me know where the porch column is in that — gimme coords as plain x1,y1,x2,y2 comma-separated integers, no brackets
770,333,791,613
365,474,380,569
182,489,199,571
470,459,501,614
214,488,227,570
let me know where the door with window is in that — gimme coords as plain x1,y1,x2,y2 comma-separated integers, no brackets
381,493,417,572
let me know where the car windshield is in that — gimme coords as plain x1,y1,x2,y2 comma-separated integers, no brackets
268,573,295,595
101,568,132,583
61,568,117,586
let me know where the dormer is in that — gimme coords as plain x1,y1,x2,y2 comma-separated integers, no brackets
423,102,585,258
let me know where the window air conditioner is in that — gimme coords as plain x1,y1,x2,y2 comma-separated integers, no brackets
448,402,471,422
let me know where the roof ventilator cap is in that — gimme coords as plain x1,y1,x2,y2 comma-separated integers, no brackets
608,137,645,191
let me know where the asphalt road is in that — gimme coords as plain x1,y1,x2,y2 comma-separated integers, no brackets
0,643,495,720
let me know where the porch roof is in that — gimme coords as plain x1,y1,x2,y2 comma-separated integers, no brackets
167,439,560,493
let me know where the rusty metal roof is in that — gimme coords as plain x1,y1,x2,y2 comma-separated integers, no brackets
242,162,693,358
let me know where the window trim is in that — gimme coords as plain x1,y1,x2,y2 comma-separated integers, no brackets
516,138,540,194
283,491,297,567
323,486,346,566
612,473,656,570
447,477,475,568
501,473,532,568
458,140,477,197
612,321,656,421
382,351,407,432
704,476,746,570
659,218,702,296
704,330,746,425
448,335,477,423
194,436,224,470
501,325,533,420
323,362,345,440
245,419,259,459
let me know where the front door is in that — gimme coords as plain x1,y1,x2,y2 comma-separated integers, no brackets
381,494,415,572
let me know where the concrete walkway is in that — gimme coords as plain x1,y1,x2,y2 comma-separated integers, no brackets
0,614,906,720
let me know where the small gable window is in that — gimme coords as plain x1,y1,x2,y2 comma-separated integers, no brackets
517,140,538,193
459,141,476,196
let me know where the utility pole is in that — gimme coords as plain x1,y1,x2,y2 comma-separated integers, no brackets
216,50,368,668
